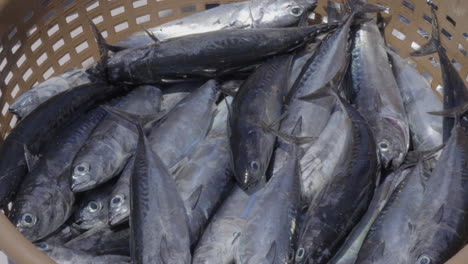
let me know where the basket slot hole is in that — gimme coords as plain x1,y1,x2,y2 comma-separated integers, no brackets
43,67,55,80
10,85,20,98
22,68,33,81
8,27,17,40
86,1,99,12
9,116,17,128
82,57,95,68
0,89,2,98
411,41,420,50
133,0,147,9
27,25,38,37
322,16,328,23
41,0,51,7
75,41,89,53
458,44,467,57
181,5,196,13
66,12,79,23
466,74,468,82
47,24,60,37
426,1,438,10
205,3,220,10
429,57,440,68
451,59,462,71
423,14,432,24
463,33,468,41
0,45,3,54
114,22,129,33
136,14,150,24
2,103,10,116
44,10,55,21
31,38,43,52
0,58,7,71
402,0,414,12
441,28,452,40
11,41,21,54
4,72,13,85
421,71,433,83
158,9,174,18
59,53,71,66
446,16,456,27
101,30,108,38
111,6,125,17
70,26,84,38
16,54,26,68
436,84,443,96
53,39,65,51
398,15,410,25
417,28,429,39
92,15,103,25
392,29,406,41
309,13,316,20
36,52,48,66
63,0,74,7
23,11,34,23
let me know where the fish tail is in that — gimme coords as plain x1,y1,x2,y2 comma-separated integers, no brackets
428,101,468,123
101,105,165,135
401,144,445,168
410,7,440,57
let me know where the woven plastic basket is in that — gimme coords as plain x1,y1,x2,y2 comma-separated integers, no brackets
0,0,467,263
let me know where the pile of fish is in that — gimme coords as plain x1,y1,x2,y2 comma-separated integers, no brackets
1,0,467,263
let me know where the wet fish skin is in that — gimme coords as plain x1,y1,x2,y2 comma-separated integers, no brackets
235,123,301,264
42,224,83,245
192,187,249,264
300,110,352,204
118,0,318,47
148,80,219,169
9,107,108,242
355,161,431,264
108,158,132,227
160,81,204,113
9,69,92,119
0,82,128,208
65,224,130,256
388,50,442,154
35,242,130,264
230,55,293,194
74,182,114,230
295,95,378,264
71,85,161,192
350,17,409,169
406,125,468,264
90,24,337,85
173,99,234,244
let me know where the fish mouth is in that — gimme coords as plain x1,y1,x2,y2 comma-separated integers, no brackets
71,175,96,192
109,213,128,226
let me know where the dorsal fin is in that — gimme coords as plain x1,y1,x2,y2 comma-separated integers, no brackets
188,185,203,210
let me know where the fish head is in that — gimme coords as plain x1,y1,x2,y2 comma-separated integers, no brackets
10,198,49,241
411,253,436,264
109,193,129,226
251,0,317,28
377,117,409,170
75,198,106,230
294,243,313,264
71,162,97,192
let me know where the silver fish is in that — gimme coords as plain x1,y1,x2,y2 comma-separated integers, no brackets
388,49,442,154
148,80,219,169
108,158,132,227
74,182,114,230
235,121,301,264
192,187,249,264
173,99,234,244
118,0,318,48
350,16,410,169
71,85,162,192
9,68,91,119
160,81,203,113
300,110,352,204
35,242,130,264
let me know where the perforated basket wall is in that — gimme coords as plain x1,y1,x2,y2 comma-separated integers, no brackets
0,0,467,140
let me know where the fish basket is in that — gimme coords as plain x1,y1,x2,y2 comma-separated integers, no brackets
0,0,467,262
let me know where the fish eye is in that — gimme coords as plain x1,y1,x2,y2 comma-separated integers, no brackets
21,213,37,227
74,163,90,176
87,201,101,213
417,255,431,264
250,161,259,171
36,242,49,250
289,5,304,17
379,140,390,152
296,247,305,261
110,195,124,207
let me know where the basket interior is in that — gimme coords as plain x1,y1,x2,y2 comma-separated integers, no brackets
0,0,466,139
